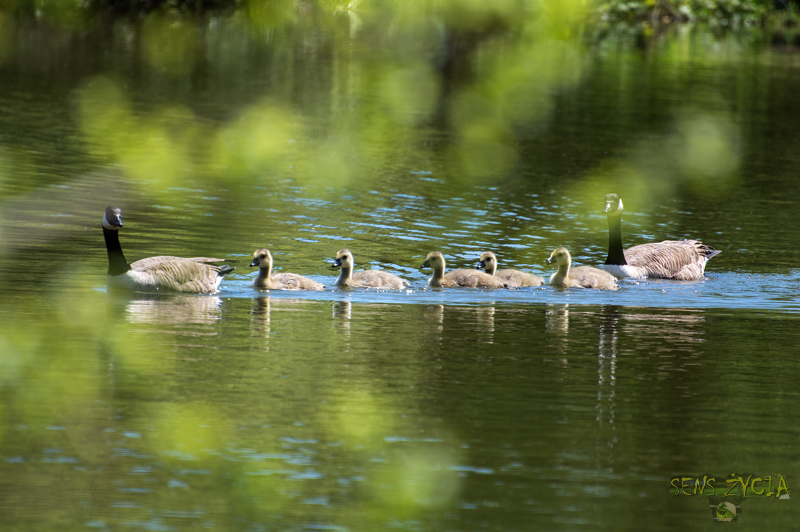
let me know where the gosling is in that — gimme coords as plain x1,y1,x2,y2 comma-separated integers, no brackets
422,251,508,288
477,251,544,287
250,249,325,290
332,249,409,289
546,247,618,290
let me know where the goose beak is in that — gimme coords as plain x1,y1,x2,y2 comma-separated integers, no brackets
421,260,430,269
476,261,485,270
545,256,555,264
332,259,342,269
249,258,259,267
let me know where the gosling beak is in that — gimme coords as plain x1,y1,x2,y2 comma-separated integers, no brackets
476,261,485,270
421,260,430,269
332,258,342,269
545,256,555,264
249,258,259,267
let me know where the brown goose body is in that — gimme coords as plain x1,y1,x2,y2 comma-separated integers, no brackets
477,251,544,287
250,249,324,290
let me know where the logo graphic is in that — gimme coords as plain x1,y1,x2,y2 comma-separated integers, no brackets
715,501,737,521
671,473,789,522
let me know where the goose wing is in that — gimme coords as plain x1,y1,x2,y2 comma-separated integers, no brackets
129,256,226,293
185,257,229,264
626,240,719,280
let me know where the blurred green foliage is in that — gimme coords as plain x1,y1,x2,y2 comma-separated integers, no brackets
0,0,759,261
599,0,800,30
55,0,602,193
0,289,477,530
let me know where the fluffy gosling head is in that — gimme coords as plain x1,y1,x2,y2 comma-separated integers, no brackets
603,193,623,216
332,249,354,270
421,251,446,270
102,206,124,231
250,249,272,268
546,247,571,266
476,251,497,271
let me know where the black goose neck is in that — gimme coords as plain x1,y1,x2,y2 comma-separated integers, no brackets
604,214,628,266
103,227,131,276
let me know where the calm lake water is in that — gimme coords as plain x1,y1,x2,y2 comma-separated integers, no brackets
0,11,799,530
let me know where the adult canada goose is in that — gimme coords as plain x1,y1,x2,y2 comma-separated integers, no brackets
476,251,544,287
423,251,509,288
102,206,234,294
603,193,721,280
546,247,618,290
331,249,409,289
250,249,325,290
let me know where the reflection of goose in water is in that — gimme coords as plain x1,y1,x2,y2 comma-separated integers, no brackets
332,300,352,347
332,300,352,327
332,249,409,289
251,296,271,342
424,304,445,337
477,251,544,287
461,305,495,344
421,304,495,345
422,251,508,288
121,293,223,325
102,206,234,294
250,249,324,290
545,303,570,335
602,193,721,280
546,247,618,290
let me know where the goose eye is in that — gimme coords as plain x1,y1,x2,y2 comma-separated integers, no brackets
260,254,266,258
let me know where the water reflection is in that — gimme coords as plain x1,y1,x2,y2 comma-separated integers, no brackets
332,300,352,340
251,296,271,346
2,287,797,530
120,293,223,326
596,306,618,472
542,304,707,434
435,305,497,345
545,303,570,335
423,304,445,344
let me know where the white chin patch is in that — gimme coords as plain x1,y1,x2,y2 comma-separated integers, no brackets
102,212,119,230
